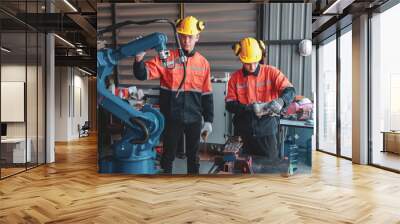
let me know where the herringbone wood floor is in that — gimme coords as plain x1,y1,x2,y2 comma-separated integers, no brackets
1,134,400,224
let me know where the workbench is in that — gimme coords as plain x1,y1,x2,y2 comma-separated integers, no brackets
207,119,314,175
278,119,314,174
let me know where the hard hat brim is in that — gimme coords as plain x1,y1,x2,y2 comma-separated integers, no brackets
177,30,200,36
239,55,262,64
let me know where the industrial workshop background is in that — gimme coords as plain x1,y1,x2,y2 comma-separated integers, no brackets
96,2,313,175
97,3,312,98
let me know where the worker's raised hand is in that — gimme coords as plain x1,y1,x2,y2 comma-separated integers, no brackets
135,51,146,62
200,122,212,141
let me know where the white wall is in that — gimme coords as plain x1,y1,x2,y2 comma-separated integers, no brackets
71,71,89,139
55,67,69,141
54,67,89,141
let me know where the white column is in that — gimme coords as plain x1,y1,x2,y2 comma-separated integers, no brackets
46,1,55,163
352,14,369,164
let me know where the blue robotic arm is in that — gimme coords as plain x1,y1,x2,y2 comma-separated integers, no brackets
97,32,168,174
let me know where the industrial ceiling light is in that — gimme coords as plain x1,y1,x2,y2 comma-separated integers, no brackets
322,0,342,14
1,47,11,53
322,0,354,15
76,48,86,56
54,34,75,48
63,0,78,12
78,67,93,76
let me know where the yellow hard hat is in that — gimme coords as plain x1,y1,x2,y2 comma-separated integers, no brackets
232,37,266,63
176,16,205,36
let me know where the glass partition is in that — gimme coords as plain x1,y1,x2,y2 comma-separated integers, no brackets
0,0,46,179
1,30,28,178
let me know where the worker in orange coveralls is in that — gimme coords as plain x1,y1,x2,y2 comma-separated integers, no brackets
133,16,213,174
225,37,295,160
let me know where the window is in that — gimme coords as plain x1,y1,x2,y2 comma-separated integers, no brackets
339,28,352,158
371,3,400,171
317,36,337,155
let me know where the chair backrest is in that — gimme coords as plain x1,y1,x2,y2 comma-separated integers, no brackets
82,121,90,129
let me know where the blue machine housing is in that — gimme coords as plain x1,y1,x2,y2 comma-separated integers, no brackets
97,32,167,174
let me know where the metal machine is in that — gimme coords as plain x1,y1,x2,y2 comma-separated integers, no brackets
97,32,169,174
97,19,187,174
97,18,188,174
